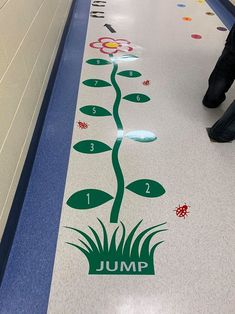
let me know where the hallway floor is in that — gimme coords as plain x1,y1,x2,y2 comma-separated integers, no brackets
0,1,235,313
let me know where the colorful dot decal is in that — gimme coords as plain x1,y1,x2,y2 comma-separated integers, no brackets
217,26,227,32
206,12,215,16
182,17,192,22
191,34,202,39
177,4,186,7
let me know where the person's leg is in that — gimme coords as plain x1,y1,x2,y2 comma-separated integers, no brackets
202,71,234,108
203,23,235,108
203,45,235,108
207,100,235,142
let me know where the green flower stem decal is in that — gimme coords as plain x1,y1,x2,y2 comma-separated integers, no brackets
66,219,167,275
109,54,125,223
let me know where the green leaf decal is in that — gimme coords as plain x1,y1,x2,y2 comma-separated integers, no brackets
123,93,150,103
120,54,139,60
118,70,142,78
126,130,157,142
83,79,111,87
111,54,139,62
73,140,112,154
86,58,111,65
67,189,113,209
80,105,112,117
126,179,165,198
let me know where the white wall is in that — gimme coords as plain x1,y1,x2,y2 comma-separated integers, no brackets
0,0,73,240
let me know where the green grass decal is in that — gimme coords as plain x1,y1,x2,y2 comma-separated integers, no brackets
66,219,167,275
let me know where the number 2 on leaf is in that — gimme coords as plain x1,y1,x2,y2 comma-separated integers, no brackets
145,183,150,194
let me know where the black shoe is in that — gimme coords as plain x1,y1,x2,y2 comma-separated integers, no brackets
202,94,226,108
207,128,234,142
206,100,235,142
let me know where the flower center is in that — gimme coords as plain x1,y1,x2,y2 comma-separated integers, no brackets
104,42,119,48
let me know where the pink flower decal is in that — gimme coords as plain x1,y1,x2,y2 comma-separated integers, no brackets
90,37,133,54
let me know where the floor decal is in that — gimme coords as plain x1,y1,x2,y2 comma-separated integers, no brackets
217,26,227,31
104,23,116,33
92,0,106,7
65,220,167,275
90,11,105,18
143,79,150,86
77,121,89,129
80,105,112,116
182,16,192,21
191,34,202,39
174,203,190,219
66,36,167,275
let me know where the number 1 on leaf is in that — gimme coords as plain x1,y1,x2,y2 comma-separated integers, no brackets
86,193,90,205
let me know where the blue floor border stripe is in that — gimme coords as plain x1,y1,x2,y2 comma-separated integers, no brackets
0,0,91,312
0,0,76,286
206,0,235,28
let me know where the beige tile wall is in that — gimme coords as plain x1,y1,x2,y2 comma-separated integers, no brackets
0,0,72,240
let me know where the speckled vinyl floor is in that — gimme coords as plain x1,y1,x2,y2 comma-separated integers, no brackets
47,1,235,313
48,0,235,314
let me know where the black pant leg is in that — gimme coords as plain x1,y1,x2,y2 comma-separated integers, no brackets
203,48,235,108
203,23,235,108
